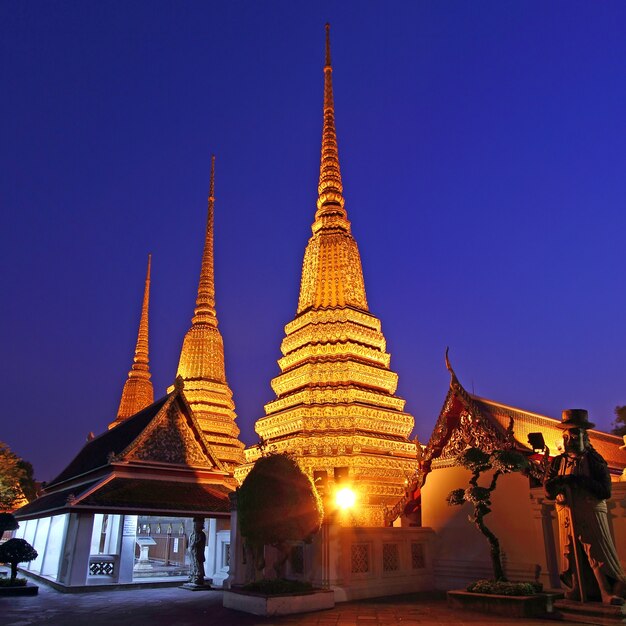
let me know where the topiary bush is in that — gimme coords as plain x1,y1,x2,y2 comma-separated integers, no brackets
238,453,323,581
0,538,38,582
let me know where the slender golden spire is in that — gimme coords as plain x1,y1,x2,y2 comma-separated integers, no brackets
315,23,348,226
111,255,154,426
175,156,245,468
192,155,217,326
297,24,367,311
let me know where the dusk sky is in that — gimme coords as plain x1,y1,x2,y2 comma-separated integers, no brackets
2,2,625,482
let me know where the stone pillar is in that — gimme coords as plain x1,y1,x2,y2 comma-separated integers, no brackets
58,513,94,587
225,491,246,587
117,515,138,583
205,518,217,580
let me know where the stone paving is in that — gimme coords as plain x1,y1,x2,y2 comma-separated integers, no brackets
0,578,576,626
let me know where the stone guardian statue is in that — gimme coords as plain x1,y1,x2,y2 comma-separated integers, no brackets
544,409,626,605
187,517,207,587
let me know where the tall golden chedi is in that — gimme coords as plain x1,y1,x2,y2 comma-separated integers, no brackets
175,156,245,470
238,25,417,526
110,254,154,428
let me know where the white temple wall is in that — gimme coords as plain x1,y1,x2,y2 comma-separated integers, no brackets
316,525,436,602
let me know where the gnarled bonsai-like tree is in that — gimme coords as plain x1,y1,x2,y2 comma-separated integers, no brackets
238,453,323,580
0,538,38,582
447,447,529,582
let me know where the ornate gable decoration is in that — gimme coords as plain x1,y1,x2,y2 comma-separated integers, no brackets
122,392,221,469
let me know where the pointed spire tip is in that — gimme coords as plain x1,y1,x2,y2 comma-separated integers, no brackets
325,23,331,68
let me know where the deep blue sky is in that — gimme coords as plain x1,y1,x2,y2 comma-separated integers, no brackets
2,2,625,481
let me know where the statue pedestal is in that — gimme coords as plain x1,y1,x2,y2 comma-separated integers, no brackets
134,537,156,571
181,580,213,591
553,599,626,624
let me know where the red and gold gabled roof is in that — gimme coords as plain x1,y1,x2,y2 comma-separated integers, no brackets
385,350,626,525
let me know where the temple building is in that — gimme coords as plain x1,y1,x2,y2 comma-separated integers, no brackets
385,352,626,591
13,162,240,589
235,25,418,527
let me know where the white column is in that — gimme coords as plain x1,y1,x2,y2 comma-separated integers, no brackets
117,515,138,583
58,513,94,587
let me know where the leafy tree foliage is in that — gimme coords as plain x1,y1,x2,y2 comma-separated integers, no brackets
447,447,529,582
0,538,38,581
238,453,323,578
0,513,19,536
0,442,30,512
611,406,626,437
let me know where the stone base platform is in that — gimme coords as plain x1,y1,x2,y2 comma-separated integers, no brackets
223,588,335,616
0,583,39,596
552,599,626,625
447,590,562,618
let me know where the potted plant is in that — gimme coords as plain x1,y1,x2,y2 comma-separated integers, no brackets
224,453,332,615
445,447,559,617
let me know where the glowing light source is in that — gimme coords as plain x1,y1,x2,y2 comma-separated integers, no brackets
335,487,356,510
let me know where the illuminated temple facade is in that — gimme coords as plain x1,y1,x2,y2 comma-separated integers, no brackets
236,26,418,526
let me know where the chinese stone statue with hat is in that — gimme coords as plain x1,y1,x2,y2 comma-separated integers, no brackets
544,409,626,604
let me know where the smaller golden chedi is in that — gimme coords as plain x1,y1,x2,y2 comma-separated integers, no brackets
110,254,155,428
175,156,245,470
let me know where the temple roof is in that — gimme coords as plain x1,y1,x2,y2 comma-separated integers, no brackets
16,387,233,520
14,478,230,520
385,353,626,524
471,395,625,469
49,395,170,488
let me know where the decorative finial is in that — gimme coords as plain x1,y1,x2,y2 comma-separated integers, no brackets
325,23,331,69
315,23,347,224
209,154,215,201
192,156,217,325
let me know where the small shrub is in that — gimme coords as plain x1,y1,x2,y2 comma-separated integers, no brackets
0,577,27,587
467,579,542,596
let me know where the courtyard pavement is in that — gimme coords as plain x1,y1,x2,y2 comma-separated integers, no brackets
0,575,577,626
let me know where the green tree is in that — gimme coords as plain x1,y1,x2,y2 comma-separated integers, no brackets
611,406,626,437
447,447,529,582
238,453,323,579
0,442,35,512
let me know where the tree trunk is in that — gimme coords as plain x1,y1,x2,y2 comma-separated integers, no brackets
10,561,18,581
475,510,506,581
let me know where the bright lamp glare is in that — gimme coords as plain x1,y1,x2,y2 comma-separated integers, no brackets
335,487,356,510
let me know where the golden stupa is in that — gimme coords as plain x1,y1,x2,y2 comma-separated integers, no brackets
110,254,155,428
175,156,245,470
236,26,418,526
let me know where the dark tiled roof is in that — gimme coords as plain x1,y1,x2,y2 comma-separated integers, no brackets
48,395,170,488
14,480,101,519
79,478,231,515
